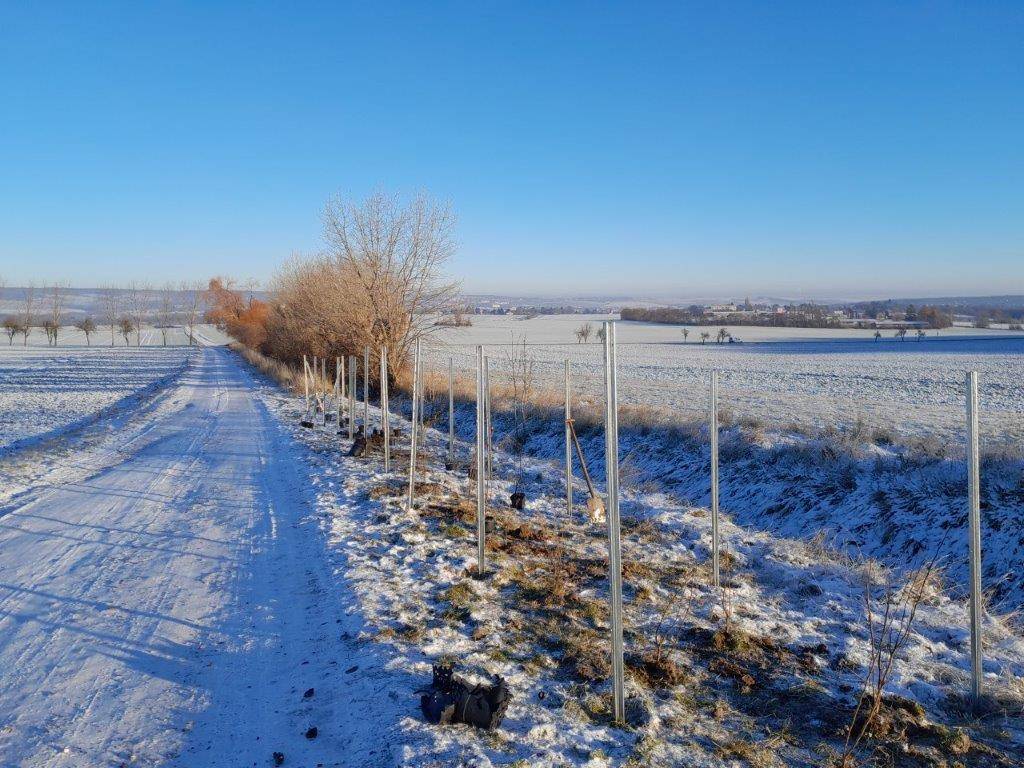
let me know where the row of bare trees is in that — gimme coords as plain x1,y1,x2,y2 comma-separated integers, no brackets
0,281,205,347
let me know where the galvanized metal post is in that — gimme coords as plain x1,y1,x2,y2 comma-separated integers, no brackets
348,355,357,440
476,345,486,573
381,347,390,472
302,354,309,412
338,356,345,425
363,345,370,429
602,321,625,724
484,355,492,485
711,370,720,588
320,357,328,425
565,359,573,520
967,371,983,703
335,357,342,424
407,341,421,513
448,357,455,466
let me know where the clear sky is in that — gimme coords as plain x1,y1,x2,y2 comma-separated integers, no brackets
1,1,1022,299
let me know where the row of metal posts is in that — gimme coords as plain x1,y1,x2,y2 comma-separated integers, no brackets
307,325,986,718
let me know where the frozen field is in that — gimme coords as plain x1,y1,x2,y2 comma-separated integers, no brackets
429,315,1024,449
0,345,195,452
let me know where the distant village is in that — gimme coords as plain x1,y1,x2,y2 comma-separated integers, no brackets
466,297,1024,331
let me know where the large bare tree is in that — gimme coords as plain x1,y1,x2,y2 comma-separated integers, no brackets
269,192,457,375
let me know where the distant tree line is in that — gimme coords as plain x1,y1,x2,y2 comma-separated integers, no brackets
619,305,846,328
0,280,206,347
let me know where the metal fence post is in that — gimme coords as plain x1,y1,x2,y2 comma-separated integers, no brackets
711,370,720,588
602,321,625,724
302,354,309,412
337,356,345,428
484,355,492,485
407,340,421,513
336,357,343,425
565,359,572,520
363,345,370,429
967,371,983,703
448,357,455,466
348,355,357,440
476,345,486,573
381,347,390,472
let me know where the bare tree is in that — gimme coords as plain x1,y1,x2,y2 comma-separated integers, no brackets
181,280,204,345
118,316,135,346
265,192,458,375
20,283,35,346
574,323,593,343
101,285,120,347
681,328,689,343
716,327,730,344
76,317,97,345
126,282,153,346
47,283,66,346
3,317,20,345
840,558,939,766
157,283,175,346
700,331,710,344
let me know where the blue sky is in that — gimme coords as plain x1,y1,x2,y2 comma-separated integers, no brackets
1,1,1021,299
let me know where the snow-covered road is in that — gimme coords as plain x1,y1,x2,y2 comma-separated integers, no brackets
0,348,395,767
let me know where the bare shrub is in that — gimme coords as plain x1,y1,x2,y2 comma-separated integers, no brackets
838,557,939,765
574,323,593,343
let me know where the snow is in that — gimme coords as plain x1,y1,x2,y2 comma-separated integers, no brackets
0,340,1020,766
247,360,1024,766
427,314,1024,450
0,348,401,767
0,345,194,453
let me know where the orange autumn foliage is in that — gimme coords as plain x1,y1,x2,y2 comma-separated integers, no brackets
204,277,269,350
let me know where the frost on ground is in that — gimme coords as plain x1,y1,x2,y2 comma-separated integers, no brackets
428,315,1024,449
0,345,193,452
249,356,1024,768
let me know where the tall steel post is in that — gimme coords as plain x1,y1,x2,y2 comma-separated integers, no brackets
348,355,357,440
302,354,309,412
483,355,492,485
565,359,573,519
711,370,720,588
476,345,486,573
967,371,983,703
448,357,455,465
602,321,625,724
407,341,421,512
363,345,370,429
381,347,390,471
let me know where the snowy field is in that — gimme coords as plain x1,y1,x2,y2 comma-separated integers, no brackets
0,343,1019,766
429,315,1024,449
0,344,195,452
